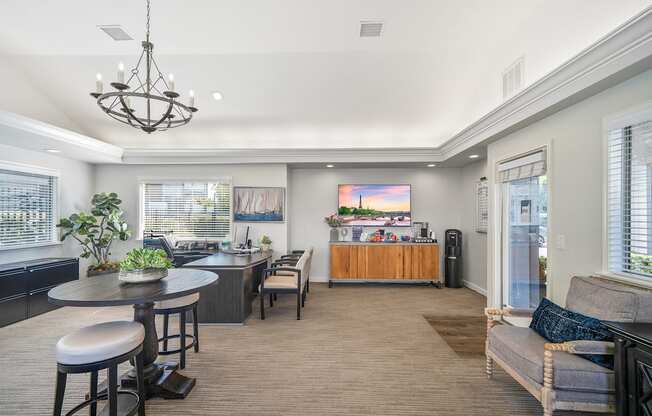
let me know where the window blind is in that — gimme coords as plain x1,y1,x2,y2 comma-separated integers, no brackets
141,181,231,240
607,120,652,278
0,169,57,249
497,151,546,183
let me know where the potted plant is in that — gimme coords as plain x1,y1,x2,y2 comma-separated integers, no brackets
119,248,173,283
325,214,343,242
57,192,131,276
260,235,272,251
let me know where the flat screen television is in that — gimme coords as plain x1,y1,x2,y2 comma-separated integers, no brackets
337,184,411,227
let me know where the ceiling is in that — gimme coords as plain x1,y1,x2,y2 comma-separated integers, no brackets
0,0,651,157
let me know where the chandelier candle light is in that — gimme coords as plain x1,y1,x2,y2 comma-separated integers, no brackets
91,0,198,133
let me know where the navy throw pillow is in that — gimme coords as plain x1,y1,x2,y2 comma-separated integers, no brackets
529,298,613,369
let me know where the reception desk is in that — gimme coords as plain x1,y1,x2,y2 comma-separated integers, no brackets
329,242,441,286
183,251,272,323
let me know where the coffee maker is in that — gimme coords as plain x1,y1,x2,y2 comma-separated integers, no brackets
412,222,435,243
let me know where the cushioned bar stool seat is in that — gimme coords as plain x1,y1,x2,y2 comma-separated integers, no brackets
53,321,146,416
154,293,200,370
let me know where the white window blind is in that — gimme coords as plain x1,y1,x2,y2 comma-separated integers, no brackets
0,168,58,249
141,181,231,240
607,118,652,278
497,151,546,183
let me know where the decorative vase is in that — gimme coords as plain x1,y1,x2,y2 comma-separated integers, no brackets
118,268,168,284
261,243,272,252
330,227,340,242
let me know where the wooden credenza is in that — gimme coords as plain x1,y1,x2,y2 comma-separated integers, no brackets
329,242,440,285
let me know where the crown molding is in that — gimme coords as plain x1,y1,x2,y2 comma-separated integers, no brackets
439,6,652,158
120,147,444,165
0,111,123,163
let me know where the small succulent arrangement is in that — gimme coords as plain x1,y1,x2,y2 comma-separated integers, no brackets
118,248,173,283
260,235,272,251
324,214,343,228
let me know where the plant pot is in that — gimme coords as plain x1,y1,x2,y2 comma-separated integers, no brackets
118,268,168,284
330,227,340,242
87,265,119,277
261,243,272,252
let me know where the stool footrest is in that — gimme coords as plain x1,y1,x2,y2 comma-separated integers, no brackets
67,390,139,416
158,333,196,355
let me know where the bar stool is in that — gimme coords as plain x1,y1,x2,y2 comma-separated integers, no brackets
53,321,146,416
155,293,200,370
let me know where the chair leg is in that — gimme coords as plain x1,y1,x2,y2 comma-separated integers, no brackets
108,364,118,416
192,304,199,353
52,370,67,416
486,355,494,378
302,290,305,307
307,278,310,293
89,370,98,416
162,313,169,352
269,293,274,307
274,293,277,301
260,291,266,320
179,312,187,370
296,291,301,320
135,351,146,416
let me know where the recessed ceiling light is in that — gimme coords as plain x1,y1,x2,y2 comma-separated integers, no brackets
469,154,480,159
46,149,61,153
427,163,436,167
326,164,334,168
212,91,223,101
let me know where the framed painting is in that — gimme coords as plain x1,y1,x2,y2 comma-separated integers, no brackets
233,186,285,222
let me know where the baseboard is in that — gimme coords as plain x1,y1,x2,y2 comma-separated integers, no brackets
312,276,330,283
463,280,487,296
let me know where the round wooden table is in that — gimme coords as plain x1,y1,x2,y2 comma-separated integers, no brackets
48,268,218,400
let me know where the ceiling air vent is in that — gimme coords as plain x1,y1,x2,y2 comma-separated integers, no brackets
502,57,524,100
98,25,133,41
360,20,384,38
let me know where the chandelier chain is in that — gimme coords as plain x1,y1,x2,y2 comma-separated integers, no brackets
146,0,151,41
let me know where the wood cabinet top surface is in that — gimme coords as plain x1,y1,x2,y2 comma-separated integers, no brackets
329,242,438,246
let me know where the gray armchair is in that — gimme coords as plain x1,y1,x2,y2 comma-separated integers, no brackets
486,275,652,416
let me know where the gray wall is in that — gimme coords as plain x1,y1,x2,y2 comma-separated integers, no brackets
487,68,652,306
94,163,290,260
0,143,95,275
460,160,488,294
288,167,464,282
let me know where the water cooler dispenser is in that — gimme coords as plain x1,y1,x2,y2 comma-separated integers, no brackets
445,229,463,288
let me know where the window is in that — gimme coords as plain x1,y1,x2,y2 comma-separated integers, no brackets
607,107,652,279
0,163,58,250
140,180,231,240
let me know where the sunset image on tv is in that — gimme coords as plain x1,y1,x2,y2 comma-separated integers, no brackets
337,184,411,226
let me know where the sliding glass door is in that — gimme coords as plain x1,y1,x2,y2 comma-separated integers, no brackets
499,151,548,309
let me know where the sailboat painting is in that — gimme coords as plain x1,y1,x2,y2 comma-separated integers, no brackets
233,187,285,222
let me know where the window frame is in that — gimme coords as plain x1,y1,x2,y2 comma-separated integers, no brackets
137,176,233,241
603,101,652,285
0,160,60,251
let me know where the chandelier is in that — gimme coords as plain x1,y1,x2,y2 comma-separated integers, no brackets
91,0,197,133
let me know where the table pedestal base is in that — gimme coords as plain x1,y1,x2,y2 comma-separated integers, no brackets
122,361,196,399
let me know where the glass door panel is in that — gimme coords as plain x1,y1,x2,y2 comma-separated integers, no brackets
502,175,548,309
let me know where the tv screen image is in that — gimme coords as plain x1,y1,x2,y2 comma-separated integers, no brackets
338,184,411,227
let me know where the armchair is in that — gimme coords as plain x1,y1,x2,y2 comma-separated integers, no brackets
486,275,652,416
259,248,313,320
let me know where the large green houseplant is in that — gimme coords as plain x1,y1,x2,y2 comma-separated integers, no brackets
57,192,131,276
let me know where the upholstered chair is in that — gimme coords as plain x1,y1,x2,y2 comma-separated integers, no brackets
486,275,652,416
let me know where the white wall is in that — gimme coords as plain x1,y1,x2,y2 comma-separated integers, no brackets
460,160,488,295
487,68,652,307
0,143,95,274
94,163,289,260
288,168,463,282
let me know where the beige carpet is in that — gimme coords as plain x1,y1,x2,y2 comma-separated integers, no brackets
0,284,592,415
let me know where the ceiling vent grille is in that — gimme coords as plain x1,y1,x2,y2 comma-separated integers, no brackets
360,20,384,37
502,57,524,100
98,25,133,41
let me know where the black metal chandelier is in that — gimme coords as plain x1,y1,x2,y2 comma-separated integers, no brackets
91,0,197,133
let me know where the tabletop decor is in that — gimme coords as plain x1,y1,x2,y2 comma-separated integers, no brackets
260,235,272,251
325,214,343,241
57,192,131,276
118,248,172,283
233,186,285,222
